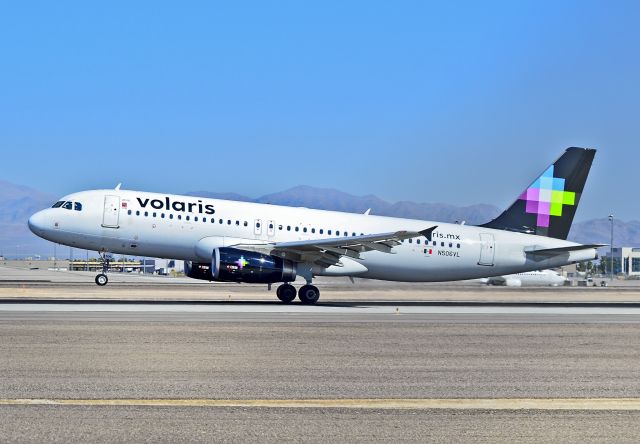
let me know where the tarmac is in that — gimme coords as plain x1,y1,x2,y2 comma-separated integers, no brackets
2,265,640,442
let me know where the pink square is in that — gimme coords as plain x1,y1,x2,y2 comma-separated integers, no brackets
538,201,551,215
526,188,540,201
537,214,550,227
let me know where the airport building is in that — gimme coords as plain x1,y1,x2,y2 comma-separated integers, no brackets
603,247,640,276
1,257,184,275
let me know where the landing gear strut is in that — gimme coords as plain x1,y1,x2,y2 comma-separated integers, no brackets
95,252,112,286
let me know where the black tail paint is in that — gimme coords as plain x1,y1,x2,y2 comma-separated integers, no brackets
480,147,596,240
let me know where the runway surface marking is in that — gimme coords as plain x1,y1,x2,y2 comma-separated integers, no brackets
2,398,640,410
2,303,640,315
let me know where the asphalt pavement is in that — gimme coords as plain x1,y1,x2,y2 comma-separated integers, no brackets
2,267,640,442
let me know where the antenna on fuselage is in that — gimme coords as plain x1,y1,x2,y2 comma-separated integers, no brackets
115,183,122,191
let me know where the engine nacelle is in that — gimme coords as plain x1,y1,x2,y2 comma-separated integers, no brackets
186,248,297,284
184,261,214,281
213,247,297,283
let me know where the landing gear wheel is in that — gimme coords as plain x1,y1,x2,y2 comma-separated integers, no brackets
276,283,297,303
95,273,108,286
298,284,320,305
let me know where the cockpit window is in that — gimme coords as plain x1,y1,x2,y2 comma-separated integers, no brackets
74,202,82,211
52,201,65,208
62,202,73,210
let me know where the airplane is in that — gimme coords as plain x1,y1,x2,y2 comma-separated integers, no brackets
479,269,567,287
28,147,603,304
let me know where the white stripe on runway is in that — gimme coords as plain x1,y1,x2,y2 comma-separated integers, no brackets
1,302,640,315
2,398,640,410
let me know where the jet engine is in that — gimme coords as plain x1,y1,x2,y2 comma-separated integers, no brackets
184,261,214,281
185,247,297,284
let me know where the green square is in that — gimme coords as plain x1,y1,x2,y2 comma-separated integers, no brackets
551,190,564,204
563,191,575,205
550,202,563,216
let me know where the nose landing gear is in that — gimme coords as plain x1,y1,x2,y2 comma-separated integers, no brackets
95,252,113,286
95,273,108,286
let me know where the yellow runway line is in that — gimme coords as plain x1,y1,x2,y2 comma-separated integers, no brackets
2,398,640,410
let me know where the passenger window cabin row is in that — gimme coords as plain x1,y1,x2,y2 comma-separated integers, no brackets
125,209,461,248
126,209,368,237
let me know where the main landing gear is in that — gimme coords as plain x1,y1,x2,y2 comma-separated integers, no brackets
95,252,112,286
276,283,321,305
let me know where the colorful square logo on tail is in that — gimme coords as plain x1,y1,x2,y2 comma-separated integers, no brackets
518,166,575,228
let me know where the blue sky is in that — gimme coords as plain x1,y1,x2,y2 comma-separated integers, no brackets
0,1,638,221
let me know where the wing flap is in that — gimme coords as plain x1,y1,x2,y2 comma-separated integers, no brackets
272,227,436,252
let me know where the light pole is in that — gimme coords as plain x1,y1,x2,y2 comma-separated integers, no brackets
608,214,614,280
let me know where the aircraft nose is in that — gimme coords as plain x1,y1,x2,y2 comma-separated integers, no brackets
28,210,47,235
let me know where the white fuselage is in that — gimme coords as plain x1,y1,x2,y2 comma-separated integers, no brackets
28,189,597,282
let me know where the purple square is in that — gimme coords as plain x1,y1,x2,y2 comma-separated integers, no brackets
526,200,539,213
526,188,540,201
537,214,550,227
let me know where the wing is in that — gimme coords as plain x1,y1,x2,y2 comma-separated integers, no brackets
235,226,437,268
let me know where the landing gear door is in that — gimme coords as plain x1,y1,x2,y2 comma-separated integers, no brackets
478,233,495,266
102,195,120,228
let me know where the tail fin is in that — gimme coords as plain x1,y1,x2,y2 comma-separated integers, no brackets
480,147,596,240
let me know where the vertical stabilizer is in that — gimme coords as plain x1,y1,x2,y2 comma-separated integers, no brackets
480,147,596,240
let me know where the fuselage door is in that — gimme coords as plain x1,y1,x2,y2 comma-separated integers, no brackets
254,219,262,236
102,195,120,228
267,220,275,237
478,233,495,266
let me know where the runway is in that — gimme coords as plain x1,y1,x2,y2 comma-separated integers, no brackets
2,269,640,441
4,397,640,410
2,300,640,323
2,303,640,441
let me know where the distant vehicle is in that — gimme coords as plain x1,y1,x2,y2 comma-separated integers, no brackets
480,269,567,287
28,147,602,304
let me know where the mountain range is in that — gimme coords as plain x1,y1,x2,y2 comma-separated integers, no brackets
186,185,500,225
0,180,57,257
0,180,637,258
187,186,640,248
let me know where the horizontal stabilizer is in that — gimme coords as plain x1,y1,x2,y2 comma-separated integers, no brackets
525,244,606,256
